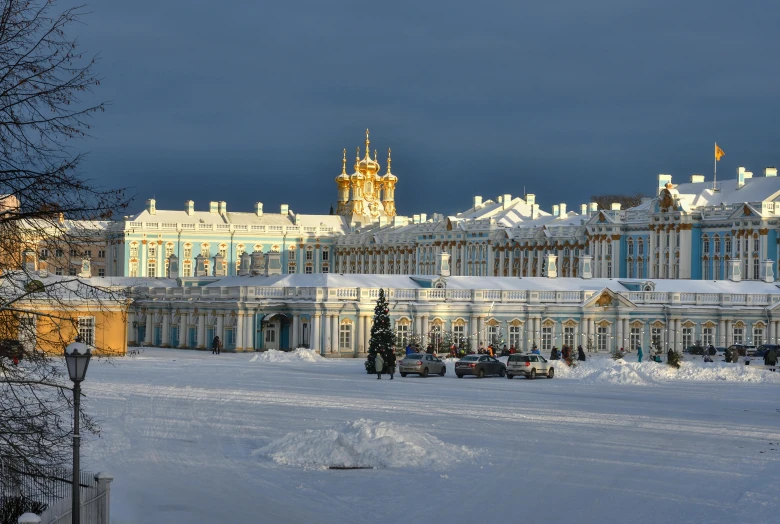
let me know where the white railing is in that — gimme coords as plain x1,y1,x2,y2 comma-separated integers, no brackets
680,293,696,302
560,291,581,301
38,472,113,524
700,293,719,303
732,294,746,304
336,288,357,299
484,290,501,300
428,289,446,299
539,291,556,300
449,289,471,299
256,287,285,297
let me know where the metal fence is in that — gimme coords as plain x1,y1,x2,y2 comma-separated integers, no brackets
1,463,112,524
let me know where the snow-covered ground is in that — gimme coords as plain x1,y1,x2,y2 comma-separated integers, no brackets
80,349,780,523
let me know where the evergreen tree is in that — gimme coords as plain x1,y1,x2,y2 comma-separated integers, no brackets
329,204,334,215
368,288,394,355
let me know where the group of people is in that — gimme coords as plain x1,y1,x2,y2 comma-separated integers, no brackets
548,345,588,362
370,347,397,379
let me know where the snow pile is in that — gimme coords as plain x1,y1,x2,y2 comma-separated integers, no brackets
255,419,480,470
554,356,780,384
255,348,324,363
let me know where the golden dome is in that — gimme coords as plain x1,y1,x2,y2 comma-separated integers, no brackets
381,148,397,183
336,148,350,184
357,129,380,176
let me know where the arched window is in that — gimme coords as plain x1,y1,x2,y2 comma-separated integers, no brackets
702,235,709,254
638,238,644,255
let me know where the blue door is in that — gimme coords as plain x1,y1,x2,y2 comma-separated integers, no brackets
225,327,235,350
153,325,162,346
137,326,146,345
188,327,197,348
206,328,215,349
280,323,290,350
171,326,179,347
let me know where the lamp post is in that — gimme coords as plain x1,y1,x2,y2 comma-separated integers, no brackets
64,338,92,524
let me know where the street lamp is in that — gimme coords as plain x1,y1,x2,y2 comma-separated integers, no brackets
64,338,91,524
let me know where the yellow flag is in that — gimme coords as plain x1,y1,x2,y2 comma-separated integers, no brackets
715,143,725,161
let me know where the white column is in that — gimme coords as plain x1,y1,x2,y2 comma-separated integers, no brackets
470,315,478,348
196,313,205,348
588,318,595,350
244,313,254,351
127,310,135,344
216,314,224,344
415,315,423,340
725,320,732,347
616,318,624,352
312,314,321,353
179,313,187,348
162,312,170,346
772,320,778,344
324,314,332,353
292,314,300,348
718,319,726,346
144,312,153,345
364,315,371,353
421,315,429,346
332,315,339,353
477,316,484,347
235,313,244,351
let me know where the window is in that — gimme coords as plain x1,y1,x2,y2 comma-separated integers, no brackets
70,248,78,257
68,267,77,276
183,245,192,258
40,248,49,259
564,326,575,347
339,322,352,350
182,261,192,277
322,264,329,274
754,238,759,252
597,326,608,351
508,325,520,348
165,244,174,258
607,264,612,278
201,244,210,257
627,241,634,256
78,316,95,346
98,250,105,258
651,327,662,350
630,327,641,351
541,326,552,351
703,239,709,253
55,248,64,257
703,261,709,280
288,263,296,273
714,237,720,253
322,250,330,262
129,244,138,257
682,327,693,349
713,260,720,280
147,261,156,278
753,258,759,280
265,328,275,343
305,265,313,274
638,240,644,255
702,327,714,347
306,249,313,261
396,323,409,346
725,237,731,253
55,267,63,275
733,327,743,345
98,268,105,277
148,245,155,258
129,262,138,277
628,261,634,279
638,259,644,278
753,326,764,346
219,245,227,258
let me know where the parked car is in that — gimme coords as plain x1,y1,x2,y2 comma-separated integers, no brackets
506,353,555,379
399,353,446,377
0,339,24,360
726,344,755,357
455,355,506,378
751,344,780,358
684,345,706,355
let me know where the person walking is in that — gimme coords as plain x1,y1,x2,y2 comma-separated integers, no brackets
764,346,777,369
384,347,396,379
374,351,384,379
577,345,586,361
405,343,413,356
550,347,559,360
637,345,643,363
212,335,221,355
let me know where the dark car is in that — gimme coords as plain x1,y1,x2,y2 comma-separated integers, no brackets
726,344,755,358
752,344,780,358
685,345,706,355
0,339,24,360
455,354,506,378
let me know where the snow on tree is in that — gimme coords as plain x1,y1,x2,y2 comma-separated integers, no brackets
368,288,393,355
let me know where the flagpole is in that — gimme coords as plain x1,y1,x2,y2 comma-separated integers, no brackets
713,142,717,190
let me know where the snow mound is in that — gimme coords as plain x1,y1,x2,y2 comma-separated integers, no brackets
255,419,480,470
255,348,324,363
554,356,780,384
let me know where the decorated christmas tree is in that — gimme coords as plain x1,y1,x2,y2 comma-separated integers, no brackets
368,288,394,356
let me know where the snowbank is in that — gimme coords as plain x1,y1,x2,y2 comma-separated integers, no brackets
554,356,780,385
255,419,480,470
255,348,324,363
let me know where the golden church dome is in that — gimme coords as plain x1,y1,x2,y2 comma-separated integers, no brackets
356,129,380,176
381,148,397,183
335,148,350,185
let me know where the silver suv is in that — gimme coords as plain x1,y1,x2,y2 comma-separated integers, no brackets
506,354,554,379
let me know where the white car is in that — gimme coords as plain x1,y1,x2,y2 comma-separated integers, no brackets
506,353,554,379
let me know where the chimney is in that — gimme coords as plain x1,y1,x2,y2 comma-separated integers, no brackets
544,254,558,278
239,252,251,276
611,203,621,211
280,204,289,215
185,200,194,216
552,204,559,217
413,214,420,224
209,201,218,213
250,250,264,275
737,167,746,189
525,193,535,206
589,202,598,215
690,174,705,183
147,198,156,215
761,259,775,283
264,252,282,276
255,202,263,216
728,258,742,282
437,252,451,277
473,196,483,209
502,194,512,209
559,203,567,216
420,213,427,223
579,255,593,279
531,204,539,220
765,167,777,177
218,201,227,214
580,204,588,216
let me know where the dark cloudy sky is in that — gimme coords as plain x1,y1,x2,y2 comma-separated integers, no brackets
69,0,780,217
